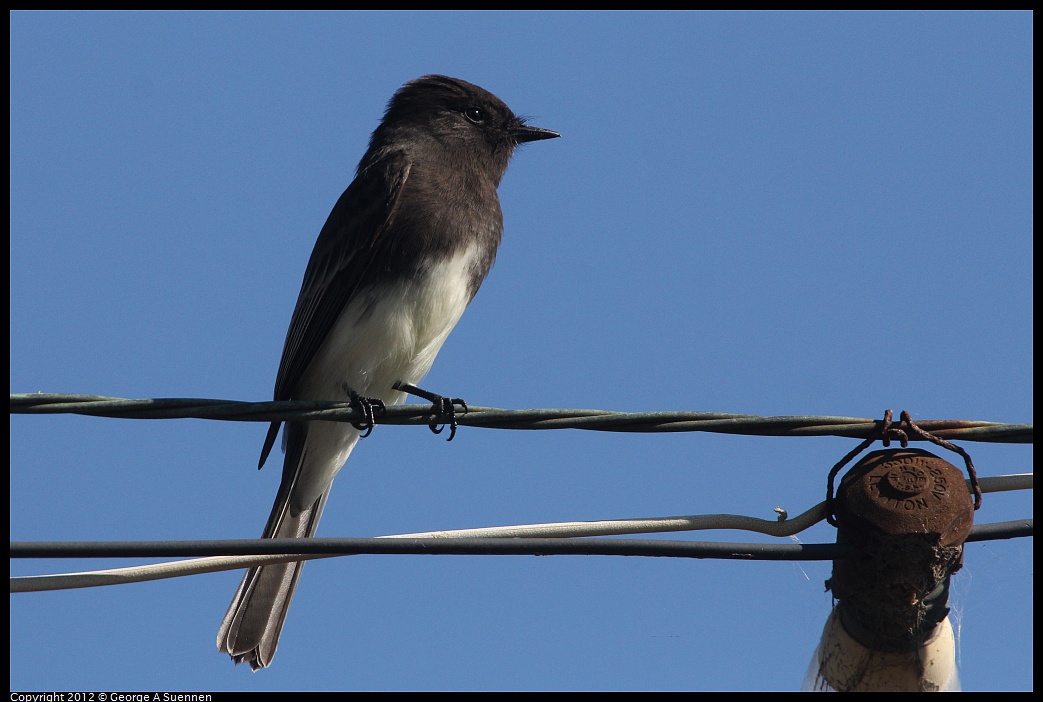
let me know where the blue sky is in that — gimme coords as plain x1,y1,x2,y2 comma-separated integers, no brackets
10,11,1032,691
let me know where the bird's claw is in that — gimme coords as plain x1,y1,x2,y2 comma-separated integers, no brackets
393,381,468,441
344,387,385,438
429,396,468,441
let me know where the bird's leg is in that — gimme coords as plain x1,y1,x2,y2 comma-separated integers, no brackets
393,381,468,441
341,384,386,438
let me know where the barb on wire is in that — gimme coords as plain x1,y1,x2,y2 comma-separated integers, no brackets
9,394,1033,443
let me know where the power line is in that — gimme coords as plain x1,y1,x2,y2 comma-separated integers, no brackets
9,519,1031,593
10,519,1031,562
9,393,1032,442
11,393,1031,600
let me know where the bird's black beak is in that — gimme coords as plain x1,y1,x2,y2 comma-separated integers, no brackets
513,124,561,143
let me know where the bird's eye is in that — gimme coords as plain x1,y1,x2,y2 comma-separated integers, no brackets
464,106,486,124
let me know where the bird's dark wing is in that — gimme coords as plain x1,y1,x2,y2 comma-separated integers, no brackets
258,152,412,468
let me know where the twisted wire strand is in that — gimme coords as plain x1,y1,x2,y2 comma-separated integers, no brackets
10,394,1032,442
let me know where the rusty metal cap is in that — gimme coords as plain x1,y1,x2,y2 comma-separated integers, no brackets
837,448,974,547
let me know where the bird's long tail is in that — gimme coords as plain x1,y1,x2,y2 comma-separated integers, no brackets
217,424,331,670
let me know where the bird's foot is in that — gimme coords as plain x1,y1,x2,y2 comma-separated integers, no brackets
393,381,468,441
342,385,386,438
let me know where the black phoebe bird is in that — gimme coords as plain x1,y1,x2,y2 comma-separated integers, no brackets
217,75,558,669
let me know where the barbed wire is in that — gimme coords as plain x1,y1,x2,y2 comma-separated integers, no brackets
9,394,1033,442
